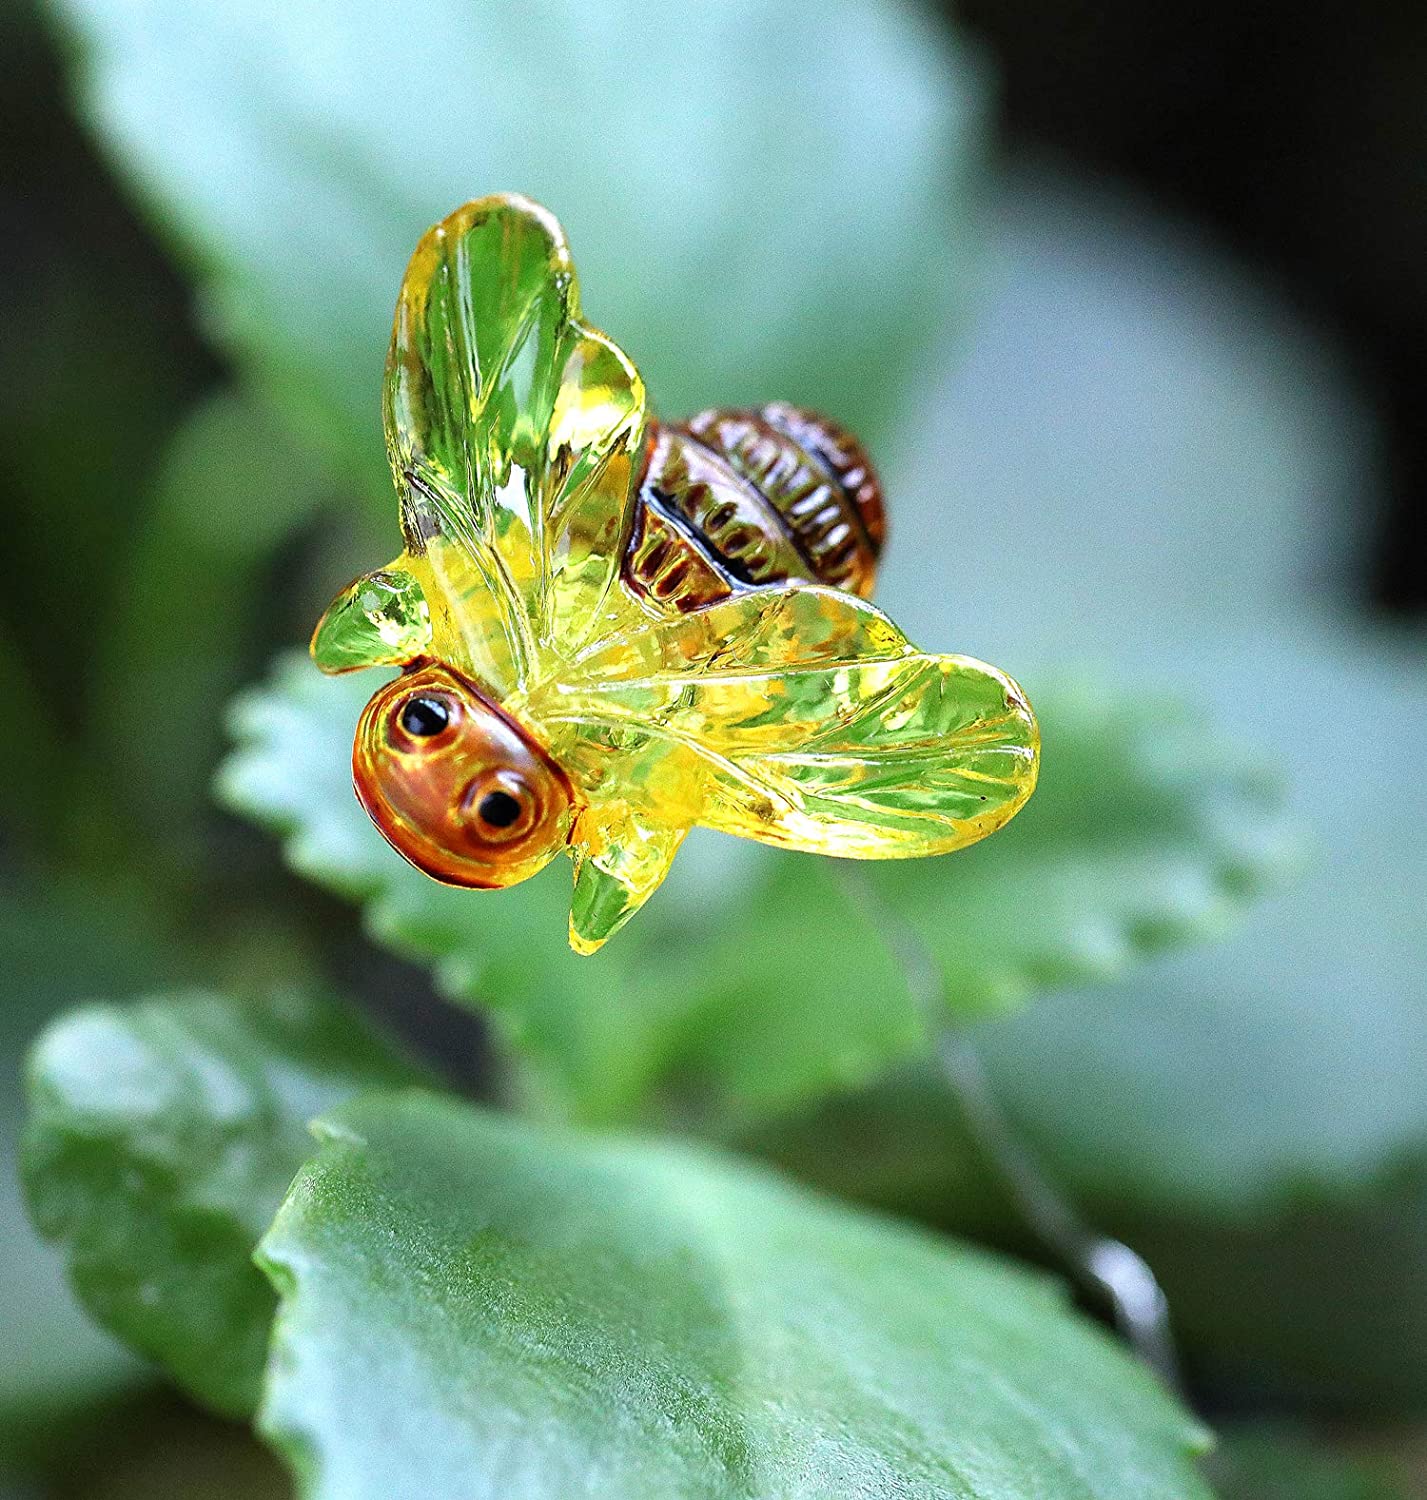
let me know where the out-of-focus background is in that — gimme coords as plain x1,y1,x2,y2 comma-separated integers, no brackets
1,0,1423,1494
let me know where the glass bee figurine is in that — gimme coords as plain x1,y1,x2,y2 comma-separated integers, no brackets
312,194,1039,954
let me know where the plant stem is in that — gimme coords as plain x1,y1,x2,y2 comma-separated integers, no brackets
935,1028,1183,1394
839,867,1185,1395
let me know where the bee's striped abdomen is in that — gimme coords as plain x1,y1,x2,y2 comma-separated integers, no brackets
623,404,886,613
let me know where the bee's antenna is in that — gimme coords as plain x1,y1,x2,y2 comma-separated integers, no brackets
835,866,1185,1398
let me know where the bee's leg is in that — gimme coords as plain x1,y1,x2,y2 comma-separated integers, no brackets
567,807,686,955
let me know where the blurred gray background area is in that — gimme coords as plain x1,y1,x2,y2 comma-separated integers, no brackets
1,0,1424,1494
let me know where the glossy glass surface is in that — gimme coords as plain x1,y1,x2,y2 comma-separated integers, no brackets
353,663,575,890
313,194,1039,952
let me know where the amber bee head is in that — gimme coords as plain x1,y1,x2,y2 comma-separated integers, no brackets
353,663,576,888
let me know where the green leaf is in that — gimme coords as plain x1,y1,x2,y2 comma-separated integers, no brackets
976,631,1427,1205
0,880,162,1459
50,0,989,496
871,670,1297,1010
219,651,1293,1126
748,626,1427,1413
877,163,1384,660
0,183,206,696
257,1090,1211,1499
23,988,421,1419
1214,1427,1415,1500
88,392,337,857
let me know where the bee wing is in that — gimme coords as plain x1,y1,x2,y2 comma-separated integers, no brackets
380,194,647,693
544,586,1039,859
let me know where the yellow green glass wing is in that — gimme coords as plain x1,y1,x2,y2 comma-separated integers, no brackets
537,586,1038,855
534,587,1036,952
314,194,647,694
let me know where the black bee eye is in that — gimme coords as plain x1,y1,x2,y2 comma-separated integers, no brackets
399,695,451,737
476,789,523,828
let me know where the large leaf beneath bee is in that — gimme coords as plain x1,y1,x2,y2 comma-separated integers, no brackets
544,587,1038,857
219,652,1294,1126
253,1092,1209,1500
21,1012,1212,1499
387,198,647,695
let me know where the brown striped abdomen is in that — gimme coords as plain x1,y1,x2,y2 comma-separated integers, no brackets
623,403,886,613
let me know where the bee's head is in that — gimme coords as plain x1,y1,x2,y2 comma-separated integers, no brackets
353,663,575,888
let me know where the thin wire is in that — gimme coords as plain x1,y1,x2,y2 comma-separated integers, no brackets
838,865,1185,1396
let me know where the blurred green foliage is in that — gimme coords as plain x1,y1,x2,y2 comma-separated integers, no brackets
0,890,153,1464
1214,1427,1417,1500
46,0,990,500
2,0,1424,1492
23,990,421,1419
